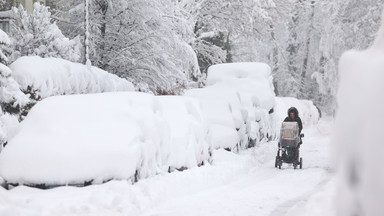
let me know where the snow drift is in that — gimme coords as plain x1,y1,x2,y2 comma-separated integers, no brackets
186,62,276,150
334,11,384,216
10,56,134,99
0,92,210,186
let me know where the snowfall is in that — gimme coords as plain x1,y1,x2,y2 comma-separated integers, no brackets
1,12,384,216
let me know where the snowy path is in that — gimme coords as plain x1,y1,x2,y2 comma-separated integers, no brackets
139,120,333,216
0,120,334,216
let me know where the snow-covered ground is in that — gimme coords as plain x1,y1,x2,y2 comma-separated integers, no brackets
0,119,335,216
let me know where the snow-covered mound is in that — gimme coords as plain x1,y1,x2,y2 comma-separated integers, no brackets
10,56,134,99
156,96,210,169
274,97,320,127
206,62,275,110
334,11,384,216
0,92,210,186
186,62,276,150
185,87,241,150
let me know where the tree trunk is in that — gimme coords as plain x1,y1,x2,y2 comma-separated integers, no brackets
225,32,232,63
98,1,108,70
299,0,316,98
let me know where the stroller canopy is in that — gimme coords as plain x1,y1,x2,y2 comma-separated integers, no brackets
280,122,299,141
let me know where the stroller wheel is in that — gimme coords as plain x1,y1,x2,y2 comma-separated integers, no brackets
293,163,297,169
300,158,303,169
275,157,278,168
278,161,282,169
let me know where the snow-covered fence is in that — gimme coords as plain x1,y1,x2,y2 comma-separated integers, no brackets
10,56,134,99
186,62,276,150
0,92,211,186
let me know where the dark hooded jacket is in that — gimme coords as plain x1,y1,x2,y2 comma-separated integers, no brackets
284,107,303,134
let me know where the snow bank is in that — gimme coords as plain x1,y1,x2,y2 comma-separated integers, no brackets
274,97,320,127
0,92,210,186
186,62,276,150
334,11,384,216
10,56,134,99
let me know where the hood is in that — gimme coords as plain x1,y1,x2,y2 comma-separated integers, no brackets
288,107,299,118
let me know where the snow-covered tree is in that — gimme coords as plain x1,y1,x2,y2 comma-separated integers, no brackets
0,29,28,147
172,0,279,74
9,3,81,63
43,0,384,113
51,0,200,94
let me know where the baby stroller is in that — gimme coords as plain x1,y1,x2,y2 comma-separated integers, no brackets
275,122,304,169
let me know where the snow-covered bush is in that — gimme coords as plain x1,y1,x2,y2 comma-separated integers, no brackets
334,11,384,216
9,3,81,62
10,56,134,99
0,92,211,186
0,29,28,148
186,62,276,150
274,97,320,128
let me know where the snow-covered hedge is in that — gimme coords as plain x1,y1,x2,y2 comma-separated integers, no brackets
274,97,320,127
186,62,276,150
9,56,134,99
0,92,210,186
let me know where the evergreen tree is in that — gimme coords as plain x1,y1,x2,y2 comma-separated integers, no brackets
9,3,81,63
0,29,28,146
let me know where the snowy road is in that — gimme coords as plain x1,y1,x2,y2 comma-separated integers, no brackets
0,120,335,216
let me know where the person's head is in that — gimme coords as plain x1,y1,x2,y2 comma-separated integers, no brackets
289,111,295,119
287,107,298,119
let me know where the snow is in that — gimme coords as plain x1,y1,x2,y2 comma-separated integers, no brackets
10,3,82,63
0,29,11,45
0,119,333,216
0,64,28,106
185,87,240,150
206,62,275,111
334,11,384,216
209,124,240,149
0,30,28,148
274,97,320,127
156,96,210,169
9,56,134,99
286,179,337,216
0,113,19,149
0,92,211,186
186,62,276,150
